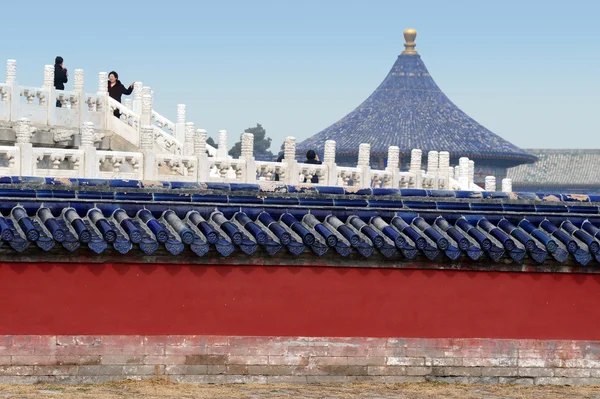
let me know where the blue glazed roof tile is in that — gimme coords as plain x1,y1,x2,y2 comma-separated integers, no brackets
0,178,598,268
297,51,536,165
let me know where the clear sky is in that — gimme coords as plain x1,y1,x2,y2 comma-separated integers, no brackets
3,0,599,151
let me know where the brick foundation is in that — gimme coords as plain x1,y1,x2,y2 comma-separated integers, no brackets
1,335,599,385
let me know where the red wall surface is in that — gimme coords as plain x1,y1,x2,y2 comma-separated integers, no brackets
1,262,599,339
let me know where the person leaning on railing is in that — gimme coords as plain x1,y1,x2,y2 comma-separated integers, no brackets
108,71,135,118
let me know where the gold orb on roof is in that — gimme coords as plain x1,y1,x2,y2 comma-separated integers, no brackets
402,28,418,55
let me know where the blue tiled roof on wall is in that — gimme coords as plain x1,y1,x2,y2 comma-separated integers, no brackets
0,177,599,269
297,46,536,166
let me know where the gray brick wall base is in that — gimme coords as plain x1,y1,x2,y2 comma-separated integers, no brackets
1,336,599,385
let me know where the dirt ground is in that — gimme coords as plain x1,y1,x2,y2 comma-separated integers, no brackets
2,379,600,399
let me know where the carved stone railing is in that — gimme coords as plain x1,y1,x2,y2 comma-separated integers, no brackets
255,161,285,182
152,110,175,136
0,60,217,157
0,60,509,192
32,148,83,177
156,154,197,182
97,150,143,180
0,145,19,176
0,118,510,191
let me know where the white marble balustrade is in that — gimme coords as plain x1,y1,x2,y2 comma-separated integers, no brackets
0,60,509,191
0,60,218,157
0,117,508,191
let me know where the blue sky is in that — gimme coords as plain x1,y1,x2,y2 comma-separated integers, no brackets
3,0,599,151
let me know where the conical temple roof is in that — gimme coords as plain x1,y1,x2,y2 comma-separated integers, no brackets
297,29,536,166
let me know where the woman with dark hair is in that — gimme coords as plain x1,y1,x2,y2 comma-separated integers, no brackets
107,71,135,118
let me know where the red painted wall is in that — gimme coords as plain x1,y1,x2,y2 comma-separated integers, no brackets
1,263,599,339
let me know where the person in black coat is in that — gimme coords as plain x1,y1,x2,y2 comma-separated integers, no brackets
108,71,135,118
304,150,322,184
53,56,68,107
274,153,284,182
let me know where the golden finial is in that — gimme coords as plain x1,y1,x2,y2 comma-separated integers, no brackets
402,28,418,55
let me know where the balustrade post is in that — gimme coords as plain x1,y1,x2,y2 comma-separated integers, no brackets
217,130,228,158
175,104,186,144
409,149,422,188
15,118,34,176
458,157,470,188
43,65,56,126
97,72,108,94
283,136,297,184
485,176,496,192
97,72,108,129
132,82,143,114
357,143,371,188
501,178,512,193
74,69,85,134
427,150,439,189
194,129,209,182
438,151,450,190
7,60,17,122
141,87,152,124
6,59,16,85
183,122,195,156
449,167,456,187
123,99,133,109
323,140,337,186
241,132,254,183
386,146,400,188
468,160,475,188
140,125,156,180
79,122,98,178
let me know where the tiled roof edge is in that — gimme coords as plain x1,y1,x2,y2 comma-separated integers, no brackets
0,176,599,206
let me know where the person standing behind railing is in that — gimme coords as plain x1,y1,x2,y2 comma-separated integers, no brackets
107,71,135,118
274,153,284,181
53,56,68,107
304,150,322,183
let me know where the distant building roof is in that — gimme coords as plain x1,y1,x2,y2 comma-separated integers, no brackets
508,149,600,192
297,29,536,166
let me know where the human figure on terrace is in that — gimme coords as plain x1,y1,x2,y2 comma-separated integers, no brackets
107,71,135,118
53,56,68,107
304,150,321,184
274,153,284,181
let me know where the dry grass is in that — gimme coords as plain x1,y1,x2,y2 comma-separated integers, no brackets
0,379,599,398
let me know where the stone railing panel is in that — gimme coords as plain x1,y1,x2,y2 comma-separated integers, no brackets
337,166,362,187
97,150,143,180
371,169,393,188
107,98,140,147
255,161,286,182
54,89,80,128
156,154,198,182
32,148,83,177
398,172,416,188
298,162,328,185
0,145,20,176
0,83,10,120
151,110,175,135
153,125,182,155
17,86,49,123
208,158,246,182
83,93,105,130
